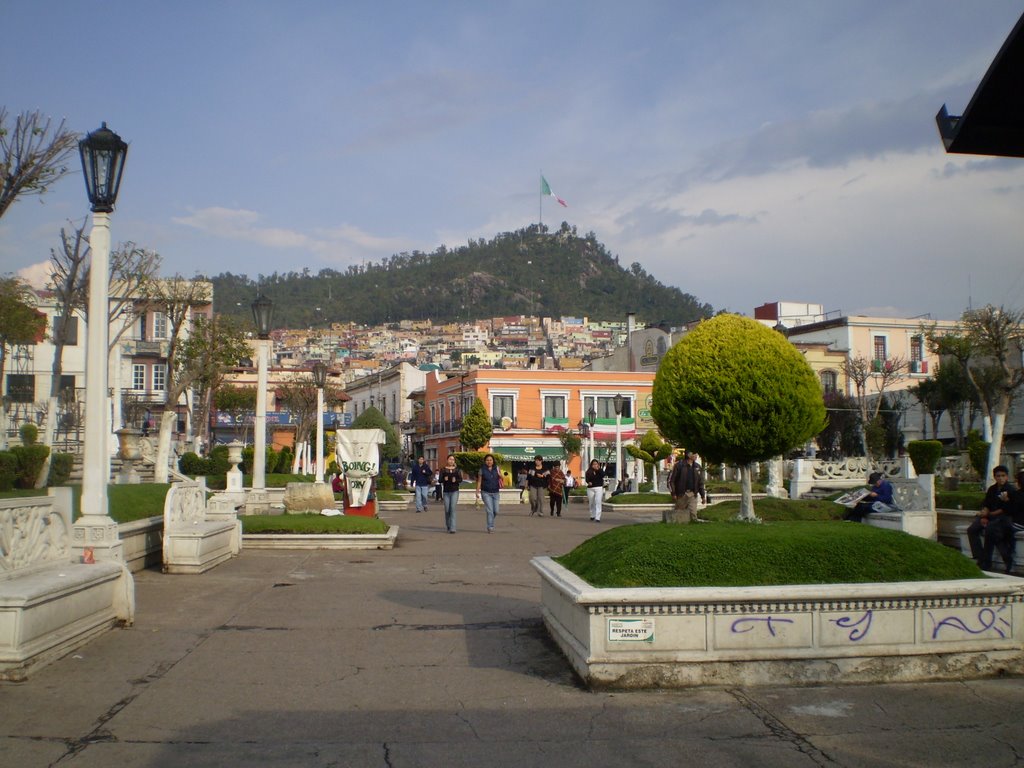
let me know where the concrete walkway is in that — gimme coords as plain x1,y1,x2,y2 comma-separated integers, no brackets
2,497,1022,767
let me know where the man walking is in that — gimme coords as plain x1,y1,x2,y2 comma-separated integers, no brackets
668,450,705,523
409,455,433,514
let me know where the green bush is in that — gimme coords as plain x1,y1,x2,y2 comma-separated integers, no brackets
0,451,17,491
179,451,213,475
19,423,39,445
966,431,989,477
208,445,231,475
241,446,255,474
11,444,50,488
377,471,394,491
276,447,293,473
46,452,74,486
907,440,943,475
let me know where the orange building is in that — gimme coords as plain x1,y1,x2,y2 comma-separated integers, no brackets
420,368,656,478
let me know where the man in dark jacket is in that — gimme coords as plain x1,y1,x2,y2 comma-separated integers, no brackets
668,450,705,523
409,456,433,514
968,465,1018,573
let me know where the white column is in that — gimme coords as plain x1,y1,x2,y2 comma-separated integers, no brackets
315,386,325,483
253,338,268,490
75,210,122,562
615,412,622,489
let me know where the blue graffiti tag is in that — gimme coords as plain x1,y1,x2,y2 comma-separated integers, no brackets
929,606,1010,640
829,610,873,642
730,617,795,637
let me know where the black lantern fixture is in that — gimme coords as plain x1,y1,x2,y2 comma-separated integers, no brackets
612,393,625,416
79,123,128,213
587,406,596,427
251,293,274,339
312,361,328,389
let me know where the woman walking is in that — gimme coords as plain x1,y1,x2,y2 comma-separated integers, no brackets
548,464,566,517
585,459,606,522
475,453,501,533
439,454,463,533
527,455,550,516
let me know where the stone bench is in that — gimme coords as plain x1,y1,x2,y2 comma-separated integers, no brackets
0,488,134,680
955,522,1024,576
162,481,241,575
864,478,936,539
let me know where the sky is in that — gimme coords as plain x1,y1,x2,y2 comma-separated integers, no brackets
3,1,1024,322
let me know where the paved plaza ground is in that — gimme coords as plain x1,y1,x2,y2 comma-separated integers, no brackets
2,496,1022,767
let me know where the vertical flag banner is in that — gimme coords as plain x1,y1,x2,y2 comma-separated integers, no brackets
541,175,568,207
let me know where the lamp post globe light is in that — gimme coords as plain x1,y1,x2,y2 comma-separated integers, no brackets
612,393,625,492
312,361,328,484
251,293,273,492
77,123,128,563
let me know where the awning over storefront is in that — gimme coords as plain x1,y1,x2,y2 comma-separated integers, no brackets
489,445,565,462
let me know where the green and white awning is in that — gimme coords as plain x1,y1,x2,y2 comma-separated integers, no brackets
489,445,565,462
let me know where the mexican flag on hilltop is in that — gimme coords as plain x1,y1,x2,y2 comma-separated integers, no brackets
541,175,568,207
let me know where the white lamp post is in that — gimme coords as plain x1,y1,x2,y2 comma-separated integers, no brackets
613,393,624,492
251,293,273,491
587,406,596,471
76,123,128,562
312,361,327,484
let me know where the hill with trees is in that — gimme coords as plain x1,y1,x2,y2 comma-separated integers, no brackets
205,223,713,328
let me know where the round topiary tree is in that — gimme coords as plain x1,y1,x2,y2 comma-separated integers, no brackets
350,406,400,462
651,314,827,520
459,397,493,452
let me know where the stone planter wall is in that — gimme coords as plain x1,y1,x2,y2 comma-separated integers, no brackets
532,556,1024,689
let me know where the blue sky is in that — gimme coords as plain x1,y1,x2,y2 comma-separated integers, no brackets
3,1,1023,320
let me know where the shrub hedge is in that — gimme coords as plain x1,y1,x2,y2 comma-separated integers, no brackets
46,452,74,486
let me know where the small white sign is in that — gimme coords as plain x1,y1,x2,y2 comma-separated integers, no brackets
608,618,655,643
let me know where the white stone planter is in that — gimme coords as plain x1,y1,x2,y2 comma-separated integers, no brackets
244,526,398,550
532,556,1024,689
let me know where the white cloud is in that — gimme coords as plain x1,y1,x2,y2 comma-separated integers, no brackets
17,261,53,290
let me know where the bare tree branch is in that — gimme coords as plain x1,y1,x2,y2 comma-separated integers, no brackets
0,108,79,220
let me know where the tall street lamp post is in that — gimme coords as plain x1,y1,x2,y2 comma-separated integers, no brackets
77,123,128,563
312,361,327,484
251,294,273,492
613,393,625,492
587,406,596,472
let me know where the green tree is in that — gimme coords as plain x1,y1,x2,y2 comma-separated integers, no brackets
351,406,400,461
213,386,258,443
558,429,583,462
459,397,492,451
625,430,673,491
651,314,826,520
0,277,46,450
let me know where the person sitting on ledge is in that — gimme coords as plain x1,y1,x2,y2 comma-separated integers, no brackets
844,471,893,523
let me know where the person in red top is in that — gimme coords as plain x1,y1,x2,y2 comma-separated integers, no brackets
548,465,566,517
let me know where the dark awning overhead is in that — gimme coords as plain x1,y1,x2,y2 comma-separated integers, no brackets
937,12,1024,157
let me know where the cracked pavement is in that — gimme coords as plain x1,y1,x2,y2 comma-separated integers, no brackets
2,499,1022,767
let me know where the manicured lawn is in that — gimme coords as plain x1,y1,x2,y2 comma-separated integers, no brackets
555,521,984,588
0,484,170,523
241,513,388,535
702,497,842,522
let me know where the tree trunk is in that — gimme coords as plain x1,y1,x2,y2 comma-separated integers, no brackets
153,410,176,483
986,408,1007,484
35,394,59,488
736,463,758,521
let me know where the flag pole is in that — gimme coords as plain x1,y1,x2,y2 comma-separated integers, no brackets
539,170,543,228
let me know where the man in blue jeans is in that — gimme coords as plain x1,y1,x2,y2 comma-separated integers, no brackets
409,456,434,514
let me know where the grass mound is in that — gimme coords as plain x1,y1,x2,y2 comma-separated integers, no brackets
241,513,388,535
555,522,984,587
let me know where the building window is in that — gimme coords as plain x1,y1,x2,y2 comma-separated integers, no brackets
910,335,924,362
5,374,35,403
58,375,76,395
132,364,145,391
153,312,167,340
53,316,79,346
544,396,566,419
152,364,166,391
492,395,514,423
873,335,887,362
820,370,838,394
584,395,632,419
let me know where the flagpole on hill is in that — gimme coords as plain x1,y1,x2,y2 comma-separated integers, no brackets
539,170,543,228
